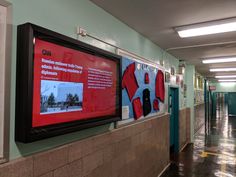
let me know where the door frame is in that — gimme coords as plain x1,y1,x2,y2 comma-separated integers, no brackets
0,0,12,164
168,86,179,153
204,79,210,134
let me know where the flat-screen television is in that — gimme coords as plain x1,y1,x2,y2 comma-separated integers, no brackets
15,23,121,143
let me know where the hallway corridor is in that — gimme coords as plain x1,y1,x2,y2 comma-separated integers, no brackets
161,106,236,177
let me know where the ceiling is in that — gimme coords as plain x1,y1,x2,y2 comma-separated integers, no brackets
91,0,236,78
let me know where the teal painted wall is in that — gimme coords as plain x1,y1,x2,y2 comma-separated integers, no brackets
210,82,236,116
211,82,236,92
8,0,181,160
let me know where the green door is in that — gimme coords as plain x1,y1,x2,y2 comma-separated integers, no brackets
168,87,179,153
224,93,228,105
212,92,217,117
228,93,236,116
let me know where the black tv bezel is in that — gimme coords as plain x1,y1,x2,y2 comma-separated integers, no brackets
15,23,122,143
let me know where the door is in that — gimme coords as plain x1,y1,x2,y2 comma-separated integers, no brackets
204,80,209,134
169,87,179,154
224,93,228,105
212,92,217,117
204,80,211,134
228,93,236,116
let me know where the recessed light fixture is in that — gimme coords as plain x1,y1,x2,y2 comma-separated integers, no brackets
218,79,236,82
203,57,236,64
210,68,236,72
176,18,236,38
215,75,236,78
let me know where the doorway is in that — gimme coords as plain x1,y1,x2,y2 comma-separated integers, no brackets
228,92,236,116
168,87,179,154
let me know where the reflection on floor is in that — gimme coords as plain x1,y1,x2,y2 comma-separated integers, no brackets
161,106,236,177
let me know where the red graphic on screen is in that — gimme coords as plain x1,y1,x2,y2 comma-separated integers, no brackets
32,38,118,127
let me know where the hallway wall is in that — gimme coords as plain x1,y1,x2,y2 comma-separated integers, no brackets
179,108,191,149
194,103,205,134
0,114,170,177
211,82,236,92
210,82,236,116
185,64,195,142
6,0,182,160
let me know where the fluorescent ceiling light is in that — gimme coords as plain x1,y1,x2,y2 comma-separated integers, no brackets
203,57,236,64
176,18,236,38
215,75,236,78
218,79,236,82
210,68,236,72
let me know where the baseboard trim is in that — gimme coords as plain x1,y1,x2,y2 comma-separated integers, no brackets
157,162,171,177
194,123,205,135
0,158,7,164
179,142,189,152
157,143,189,177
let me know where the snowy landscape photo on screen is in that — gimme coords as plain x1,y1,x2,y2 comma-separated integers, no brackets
40,80,83,114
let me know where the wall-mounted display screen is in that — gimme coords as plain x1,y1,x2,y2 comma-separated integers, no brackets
15,23,121,143
33,38,118,127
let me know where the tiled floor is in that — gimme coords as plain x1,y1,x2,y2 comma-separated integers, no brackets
161,106,236,177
